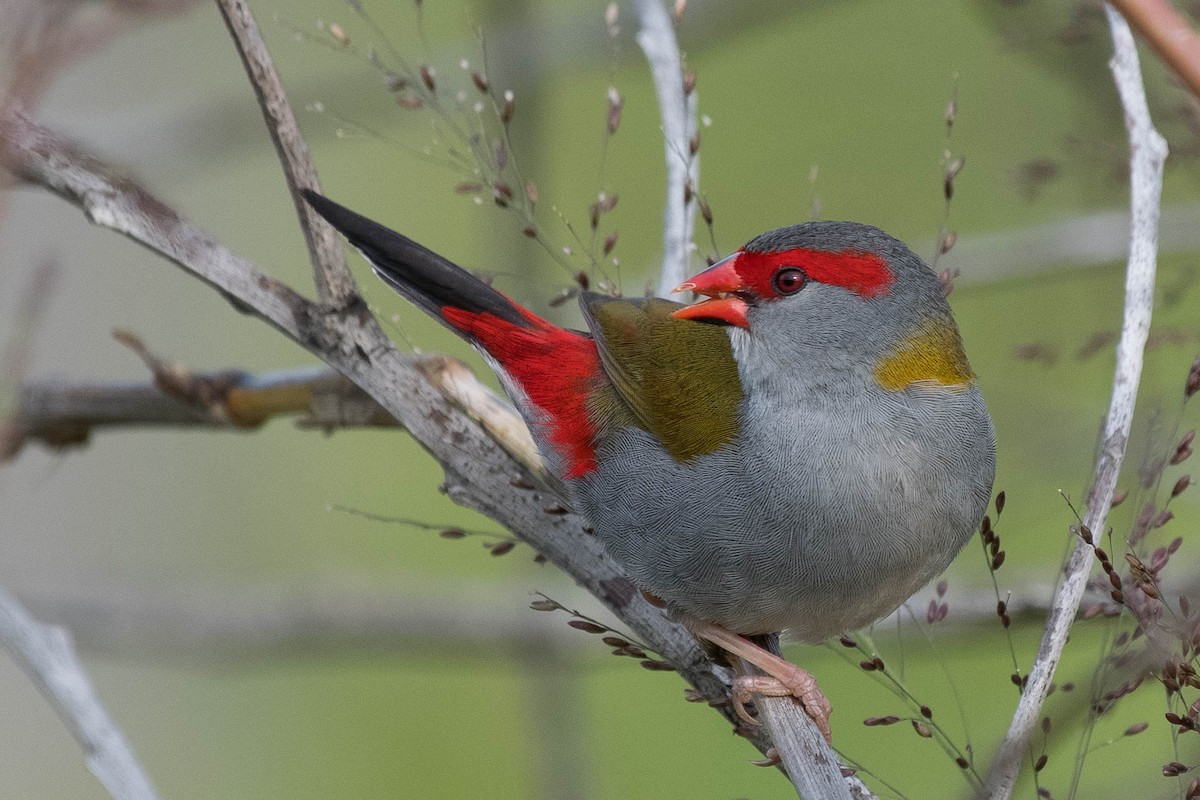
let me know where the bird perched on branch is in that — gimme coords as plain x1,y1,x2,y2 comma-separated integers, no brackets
303,189,996,740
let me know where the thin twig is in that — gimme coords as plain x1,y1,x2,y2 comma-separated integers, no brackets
214,0,358,309
981,6,1167,798
0,110,318,341
5,355,542,482
0,587,159,800
631,0,698,297
4,366,396,458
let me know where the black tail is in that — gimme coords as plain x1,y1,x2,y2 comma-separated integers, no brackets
302,190,530,329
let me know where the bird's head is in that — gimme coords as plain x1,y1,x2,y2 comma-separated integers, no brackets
672,222,973,392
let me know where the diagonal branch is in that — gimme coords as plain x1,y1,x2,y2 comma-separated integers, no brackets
981,6,1167,798
0,588,159,800
214,0,358,309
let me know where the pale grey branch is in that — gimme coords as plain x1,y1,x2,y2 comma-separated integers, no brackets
0,587,159,800
981,6,1168,798
214,0,357,309
632,0,699,297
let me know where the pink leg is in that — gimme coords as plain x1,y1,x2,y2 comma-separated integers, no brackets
688,619,833,742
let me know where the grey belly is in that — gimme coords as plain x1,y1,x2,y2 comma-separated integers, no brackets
573,400,994,641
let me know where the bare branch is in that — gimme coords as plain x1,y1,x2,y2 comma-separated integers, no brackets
2,109,318,342
982,6,1167,798
7,358,543,481
0,587,159,800
214,0,358,309
750,646,857,800
3,366,396,459
631,0,699,297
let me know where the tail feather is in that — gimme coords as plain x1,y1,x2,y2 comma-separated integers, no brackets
302,190,530,330
304,189,606,478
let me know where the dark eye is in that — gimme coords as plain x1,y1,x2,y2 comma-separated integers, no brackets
773,267,808,295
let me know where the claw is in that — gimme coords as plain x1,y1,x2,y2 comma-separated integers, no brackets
731,679,762,725
749,747,781,768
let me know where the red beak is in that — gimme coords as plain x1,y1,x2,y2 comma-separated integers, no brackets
671,253,750,328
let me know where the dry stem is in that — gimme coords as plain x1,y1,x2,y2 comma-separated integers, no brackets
981,5,1168,797
0,588,159,800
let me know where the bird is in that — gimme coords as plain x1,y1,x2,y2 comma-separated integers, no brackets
302,189,996,740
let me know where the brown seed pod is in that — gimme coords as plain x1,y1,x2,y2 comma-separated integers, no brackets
568,619,607,634
944,156,965,200
863,716,900,726
489,540,516,556
603,232,618,256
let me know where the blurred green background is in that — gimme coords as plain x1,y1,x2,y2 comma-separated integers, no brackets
2,0,1199,797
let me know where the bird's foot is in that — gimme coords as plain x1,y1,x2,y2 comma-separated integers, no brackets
686,619,833,743
731,671,832,742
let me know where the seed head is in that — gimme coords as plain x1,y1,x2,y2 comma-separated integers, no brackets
489,540,515,556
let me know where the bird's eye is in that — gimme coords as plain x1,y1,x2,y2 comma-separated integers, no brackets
773,267,808,295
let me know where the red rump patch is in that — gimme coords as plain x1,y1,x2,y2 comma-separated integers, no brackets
442,304,601,479
734,247,892,298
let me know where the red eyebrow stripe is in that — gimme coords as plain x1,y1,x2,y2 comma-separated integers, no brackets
734,247,893,297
